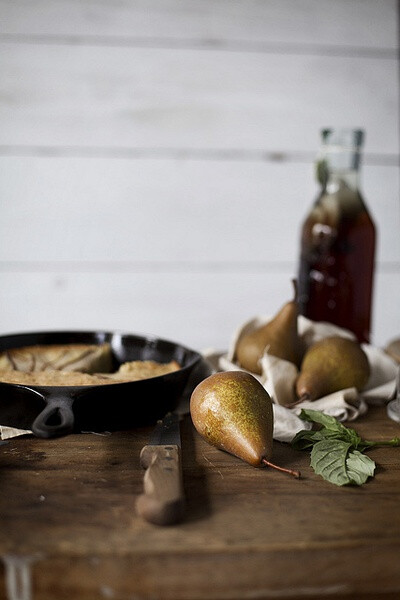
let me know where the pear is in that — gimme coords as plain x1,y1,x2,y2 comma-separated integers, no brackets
190,371,300,478
235,281,300,374
295,336,370,402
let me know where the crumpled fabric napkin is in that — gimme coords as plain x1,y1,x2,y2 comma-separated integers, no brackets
204,316,398,443
0,425,30,440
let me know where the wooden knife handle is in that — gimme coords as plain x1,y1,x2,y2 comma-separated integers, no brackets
136,444,185,526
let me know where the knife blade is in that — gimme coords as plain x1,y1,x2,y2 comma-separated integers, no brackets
136,412,185,526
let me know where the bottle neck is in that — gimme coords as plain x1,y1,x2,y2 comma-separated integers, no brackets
320,148,361,192
326,168,359,193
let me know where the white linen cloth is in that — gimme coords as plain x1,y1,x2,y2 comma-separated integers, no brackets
0,425,29,440
203,316,398,443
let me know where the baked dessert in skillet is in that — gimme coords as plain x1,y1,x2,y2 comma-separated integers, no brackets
0,343,180,386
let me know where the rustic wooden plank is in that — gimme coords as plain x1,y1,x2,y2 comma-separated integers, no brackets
0,407,399,599
0,44,397,154
0,157,313,263
0,270,399,350
1,0,398,51
2,546,400,600
0,158,398,263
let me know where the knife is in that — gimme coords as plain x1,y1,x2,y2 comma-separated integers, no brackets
136,358,213,526
136,411,185,526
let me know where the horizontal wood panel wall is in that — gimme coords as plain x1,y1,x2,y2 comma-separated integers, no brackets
0,0,399,350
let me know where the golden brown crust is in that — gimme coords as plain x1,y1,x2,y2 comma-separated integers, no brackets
0,356,181,386
0,343,112,374
0,370,111,386
116,359,180,379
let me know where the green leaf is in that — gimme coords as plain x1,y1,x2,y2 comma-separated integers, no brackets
346,450,375,485
294,409,398,487
310,440,352,486
299,409,346,430
310,440,375,486
292,427,348,450
299,409,362,447
315,158,329,187
291,429,323,449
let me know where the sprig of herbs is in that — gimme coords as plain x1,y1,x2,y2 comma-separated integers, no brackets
291,409,400,487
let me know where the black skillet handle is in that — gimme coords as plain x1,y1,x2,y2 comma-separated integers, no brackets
31,391,75,438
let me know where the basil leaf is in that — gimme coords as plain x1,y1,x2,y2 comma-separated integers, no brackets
346,450,375,485
310,440,352,486
310,440,376,486
292,427,349,450
299,409,361,447
299,409,349,432
299,409,341,429
291,429,324,449
315,158,329,187
294,409,397,486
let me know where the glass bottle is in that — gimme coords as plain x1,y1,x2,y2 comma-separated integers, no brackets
297,128,376,344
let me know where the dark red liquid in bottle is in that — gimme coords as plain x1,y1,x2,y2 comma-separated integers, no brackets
298,186,376,344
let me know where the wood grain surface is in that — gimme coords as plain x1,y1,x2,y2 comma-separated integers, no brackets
2,0,398,50
0,44,397,153
1,405,399,599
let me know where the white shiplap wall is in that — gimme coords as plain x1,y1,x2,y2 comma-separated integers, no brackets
0,0,399,351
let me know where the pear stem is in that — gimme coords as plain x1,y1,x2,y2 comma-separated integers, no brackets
262,458,301,479
291,278,298,303
299,393,311,403
287,393,311,408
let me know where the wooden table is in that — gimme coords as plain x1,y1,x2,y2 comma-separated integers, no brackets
1,405,399,600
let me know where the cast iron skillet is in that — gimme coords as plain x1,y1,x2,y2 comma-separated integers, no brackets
0,330,205,439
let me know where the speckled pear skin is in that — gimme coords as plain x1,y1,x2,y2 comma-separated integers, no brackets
190,371,273,467
235,286,300,374
296,335,370,401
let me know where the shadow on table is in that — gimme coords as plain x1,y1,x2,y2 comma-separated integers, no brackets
181,414,212,523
